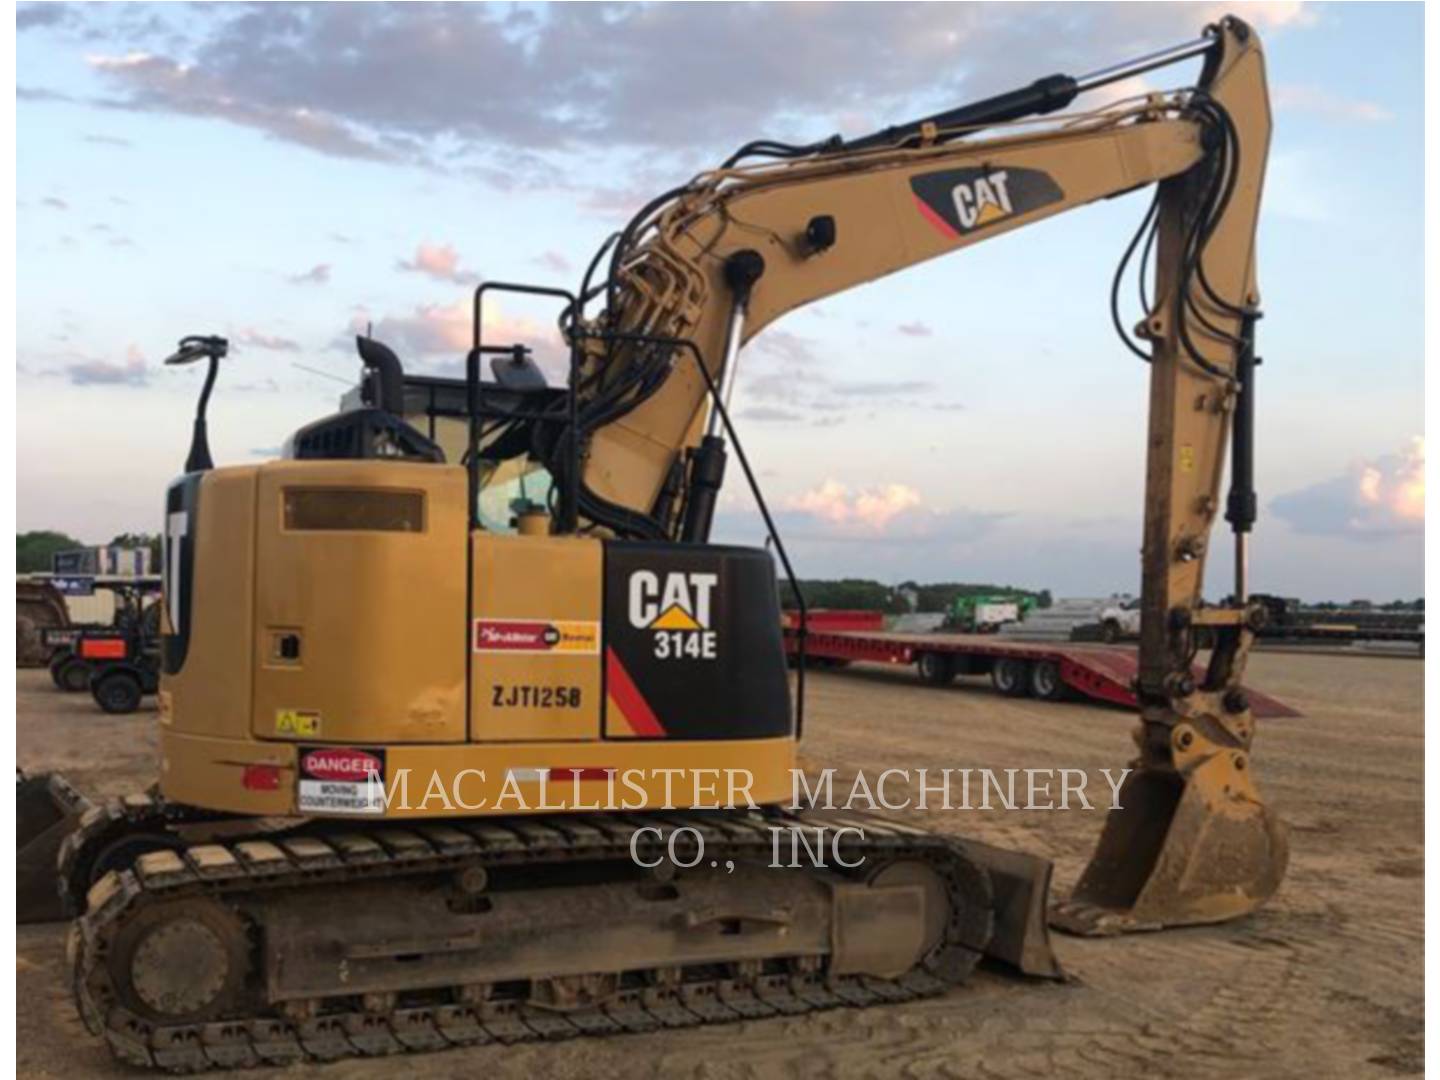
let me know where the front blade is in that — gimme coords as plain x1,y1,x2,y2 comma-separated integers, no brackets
17,771,93,923
955,837,1064,978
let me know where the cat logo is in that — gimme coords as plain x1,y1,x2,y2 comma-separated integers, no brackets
628,570,719,660
910,165,1064,240
951,170,1014,230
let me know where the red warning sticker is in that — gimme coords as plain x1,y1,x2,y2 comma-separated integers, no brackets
297,745,386,815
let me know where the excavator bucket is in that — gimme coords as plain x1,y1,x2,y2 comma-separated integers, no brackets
17,771,92,924
1050,752,1288,936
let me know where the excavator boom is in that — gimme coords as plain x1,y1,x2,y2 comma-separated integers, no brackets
557,13,1283,932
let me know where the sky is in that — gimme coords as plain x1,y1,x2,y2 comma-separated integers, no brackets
14,1,1425,602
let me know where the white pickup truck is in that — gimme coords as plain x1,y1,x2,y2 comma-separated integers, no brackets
1096,595,1142,642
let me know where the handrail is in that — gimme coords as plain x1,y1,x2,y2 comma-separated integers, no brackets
470,282,581,531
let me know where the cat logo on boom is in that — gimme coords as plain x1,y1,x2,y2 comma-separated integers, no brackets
628,570,719,661
909,165,1064,239
952,170,1014,230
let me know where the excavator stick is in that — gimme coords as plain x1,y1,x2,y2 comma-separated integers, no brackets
17,771,93,923
1052,749,1288,936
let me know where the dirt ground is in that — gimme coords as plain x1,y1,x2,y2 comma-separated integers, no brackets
15,651,1424,1078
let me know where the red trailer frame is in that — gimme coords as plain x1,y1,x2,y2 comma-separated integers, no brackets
783,611,1297,718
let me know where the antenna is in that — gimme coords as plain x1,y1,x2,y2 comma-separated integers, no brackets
292,363,351,385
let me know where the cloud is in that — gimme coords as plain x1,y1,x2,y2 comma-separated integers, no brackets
738,405,803,423
344,299,567,377
532,250,572,275
82,133,132,147
785,480,923,531
70,3,1322,179
87,51,403,164
829,379,934,397
41,196,68,210
235,329,301,352
66,345,147,386
16,2,69,31
1273,84,1393,123
344,301,471,358
1213,1,1316,30
396,242,477,285
751,329,821,370
897,321,933,337
714,483,1008,562
288,263,331,285
1271,438,1424,538
735,327,938,419
17,86,75,102
232,378,281,393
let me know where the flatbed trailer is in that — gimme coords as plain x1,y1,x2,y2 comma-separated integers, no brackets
783,612,1298,718
1259,623,1424,649
1250,594,1423,651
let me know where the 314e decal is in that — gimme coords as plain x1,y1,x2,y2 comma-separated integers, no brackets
628,570,719,660
603,543,792,741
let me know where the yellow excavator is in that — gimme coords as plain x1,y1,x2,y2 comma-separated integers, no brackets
37,15,1286,1070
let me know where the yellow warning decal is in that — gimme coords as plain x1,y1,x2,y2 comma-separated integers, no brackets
1179,445,1195,473
276,709,322,737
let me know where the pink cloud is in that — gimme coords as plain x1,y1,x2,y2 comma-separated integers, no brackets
532,249,572,275
67,345,147,386
345,300,567,377
235,328,301,352
785,480,922,530
396,242,477,285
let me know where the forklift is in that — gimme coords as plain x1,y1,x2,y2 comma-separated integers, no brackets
46,579,162,713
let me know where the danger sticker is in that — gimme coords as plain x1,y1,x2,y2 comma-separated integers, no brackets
473,619,600,655
297,745,385,815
